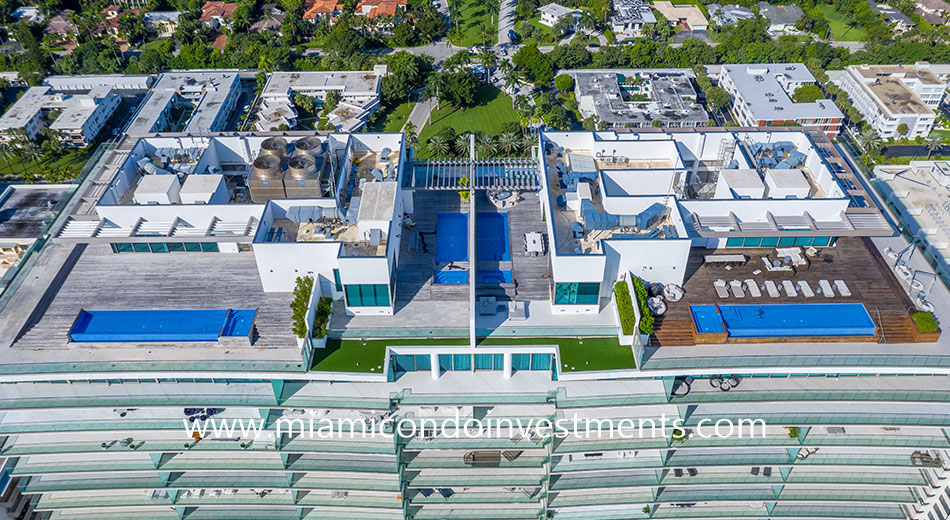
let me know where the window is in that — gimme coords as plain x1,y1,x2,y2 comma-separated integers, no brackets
531,354,552,371
812,236,831,247
452,354,472,371
743,237,761,247
167,242,185,252
414,355,431,371
760,237,779,247
394,354,415,373
184,242,203,252
149,242,168,253
132,243,150,253
344,284,391,307
333,269,342,292
778,237,795,247
554,282,599,305
512,354,530,371
726,237,744,247
200,242,219,252
474,354,494,370
794,236,813,246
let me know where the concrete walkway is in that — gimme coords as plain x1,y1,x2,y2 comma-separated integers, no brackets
403,96,438,132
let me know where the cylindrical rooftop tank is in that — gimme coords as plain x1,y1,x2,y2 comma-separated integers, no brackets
292,136,322,157
260,136,288,158
287,154,317,179
251,154,282,178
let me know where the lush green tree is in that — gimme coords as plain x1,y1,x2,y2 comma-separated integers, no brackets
294,93,316,116
896,123,909,136
792,84,824,103
542,105,570,130
381,51,430,104
856,129,883,161
511,44,553,86
439,71,478,107
554,74,574,91
705,86,732,112
324,90,342,112
427,134,449,157
477,133,496,157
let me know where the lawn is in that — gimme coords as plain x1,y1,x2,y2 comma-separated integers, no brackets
313,338,470,372
0,149,89,182
816,5,867,41
367,100,415,132
450,0,498,47
417,85,518,155
138,39,169,52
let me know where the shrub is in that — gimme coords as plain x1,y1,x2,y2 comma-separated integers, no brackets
671,428,687,442
631,277,654,334
912,311,939,333
614,281,636,335
785,426,801,439
312,296,333,339
290,276,314,339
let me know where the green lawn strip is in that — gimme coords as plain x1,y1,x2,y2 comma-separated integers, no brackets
368,100,415,132
417,85,518,156
452,0,499,47
816,5,867,41
0,150,89,181
313,337,469,372
478,336,635,372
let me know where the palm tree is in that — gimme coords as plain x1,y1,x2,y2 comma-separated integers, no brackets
497,132,518,156
503,74,519,94
427,134,449,157
479,48,497,77
0,143,14,173
498,59,512,75
19,140,42,167
403,120,417,146
477,133,496,158
454,132,471,157
856,129,883,165
425,74,444,107
927,133,944,159
258,53,273,73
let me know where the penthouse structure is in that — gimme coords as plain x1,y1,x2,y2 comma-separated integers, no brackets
256,68,386,132
0,85,120,147
839,63,945,139
0,125,948,520
721,63,844,138
126,71,241,135
566,69,709,128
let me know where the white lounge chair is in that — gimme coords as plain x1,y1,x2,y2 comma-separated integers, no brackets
714,280,729,299
797,280,815,298
819,280,835,298
764,280,780,298
834,279,851,297
730,280,745,298
782,280,798,297
745,279,761,297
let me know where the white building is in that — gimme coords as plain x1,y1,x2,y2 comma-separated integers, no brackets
0,85,121,147
609,0,655,40
125,71,241,135
720,63,844,138
538,3,581,28
43,74,155,93
256,67,386,132
143,11,183,37
839,63,944,140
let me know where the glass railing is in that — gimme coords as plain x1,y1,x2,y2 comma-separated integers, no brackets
409,492,542,504
553,438,669,453
405,456,547,469
404,438,544,450
22,475,402,493
399,391,553,405
641,354,950,370
2,438,397,456
684,412,950,427
549,474,656,490
412,506,542,519
408,474,543,487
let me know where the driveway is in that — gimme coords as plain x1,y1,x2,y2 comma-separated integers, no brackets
497,0,516,45
405,96,438,132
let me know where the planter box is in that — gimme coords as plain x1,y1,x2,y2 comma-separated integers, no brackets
312,336,328,349
911,324,941,343
614,276,638,346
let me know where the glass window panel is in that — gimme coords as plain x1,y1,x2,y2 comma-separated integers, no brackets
201,242,219,252
333,269,343,292
726,237,744,247
149,242,169,253
743,237,761,247
394,355,415,372
760,237,779,247
439,354,452,372
345,285,363,307
794,236,813,246
474,354,493,370
512,354,530,371
414,355,431,371
531,354,552,371
812,236,830,247
493,353,504,370
115,243,134,253
453,354,472,371
132,243,150,253
110,243,120,253
167,242,185,252
778,237,795,247
184,242,202,252
555,282,599,304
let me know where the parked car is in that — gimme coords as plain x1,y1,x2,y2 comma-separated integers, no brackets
508,29,518,41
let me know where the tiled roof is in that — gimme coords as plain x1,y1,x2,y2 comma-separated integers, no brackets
199,1,238,22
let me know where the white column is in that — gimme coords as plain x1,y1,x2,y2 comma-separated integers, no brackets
503,352,513,379
430,353,440,380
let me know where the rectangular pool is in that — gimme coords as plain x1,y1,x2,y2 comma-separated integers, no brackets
433,270,469,285
436,212,468,263
477,212,511,262
70,309,256,342
477,269,513,284
690,304,876,337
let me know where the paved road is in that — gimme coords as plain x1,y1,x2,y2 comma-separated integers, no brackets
497,0,516,45
404,96,438,132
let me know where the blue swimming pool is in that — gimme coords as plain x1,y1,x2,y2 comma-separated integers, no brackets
690,303,876,337
433,270,469,285
70,309,256,342
436,212,468,263
477,212,511,262
477,269,513,284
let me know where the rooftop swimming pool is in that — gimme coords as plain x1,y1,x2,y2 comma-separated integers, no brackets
436,212,468,263
433,270,469,285
70,309,256,343
477,212,511,262
691,304,876,337
477,269,513,284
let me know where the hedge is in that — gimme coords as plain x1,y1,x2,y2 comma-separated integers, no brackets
313,296,333,339
912,311,939,333
631,277,654,334
614,281,636,335
290,276,314,339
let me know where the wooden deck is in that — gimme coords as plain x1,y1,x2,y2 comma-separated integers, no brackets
652,238,921,346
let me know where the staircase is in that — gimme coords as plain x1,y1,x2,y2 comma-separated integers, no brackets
650,317,695,346
876,313,917,344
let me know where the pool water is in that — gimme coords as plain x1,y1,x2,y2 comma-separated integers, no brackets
477,269,513,284
477,212,511,262
433,270,469,285
70,309,256,342
436,212,468,263
690,303,876,337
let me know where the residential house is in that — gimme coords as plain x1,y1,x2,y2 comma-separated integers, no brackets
11,6,45,24
43,10,77,39
538,3,582,29
652,1,708,30
916,0,950,23
757,1,803,32
839,63,945,139
93,5,132,40
609,0,656,40
199,1,238,30
354,0,408,23
707,3,754,25
868,1,917,32
143,11,182,37
302,0,343,22
250,4,286,33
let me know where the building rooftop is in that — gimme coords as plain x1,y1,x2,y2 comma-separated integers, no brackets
0,85,118,133
868,1,916,25
757,1,804,25
199,0,237,22
539,2,578,19
707,3,754,24
569,69,709,125
49,86,115,132
652,1,708,27
261,70,384,98
867,78,932,115
722,63,844,122
876,161,950,265
611,0,655,23
0,185,70,239
851,63,942,85
126,71,239,135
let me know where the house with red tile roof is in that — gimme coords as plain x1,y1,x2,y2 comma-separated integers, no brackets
354,0,407,30
199,1,238,30
302,0,343,22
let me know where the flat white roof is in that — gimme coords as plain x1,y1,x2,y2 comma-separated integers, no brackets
180,174,225,194
723,63,843,122
358,181,397,222
135,174,179,195
262,70,384,98
127,71,239,135
765,168,810,189
721,169,765,191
